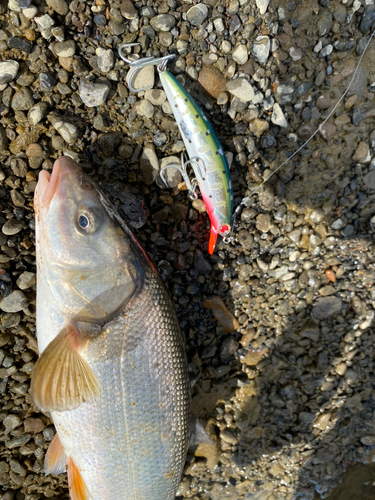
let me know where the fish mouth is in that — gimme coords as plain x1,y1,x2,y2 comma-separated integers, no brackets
36,157,77,210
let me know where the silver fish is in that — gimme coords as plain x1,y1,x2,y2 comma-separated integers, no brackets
32,156,191,500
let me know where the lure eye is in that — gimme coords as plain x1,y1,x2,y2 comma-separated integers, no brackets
218,224,231,237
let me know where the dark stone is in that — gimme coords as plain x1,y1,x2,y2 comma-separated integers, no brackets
360,5,375,34
7,38,32,53
40,73,56,91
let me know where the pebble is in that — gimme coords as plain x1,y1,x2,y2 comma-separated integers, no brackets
271,103,288,128
0,61,19,84
353,141,371,163
2,219,23,235
311,297,342,320
7,37,32,53
46,0,68,15
194,250,212,275
34,14,55,38
226,78,254,102
319,285,336,296
28,102,48,125
187,4,208,27
134,99,154,118
120,0,137,19
220,429,238,444
96,48,114,73
16,271,36,290
144,89,166,106
22,6,38,18
360,4,375,34
363,171,375,190
55,40,76,58
232,44,248,65
79,79,110,107
0,290,28,312
325,269,336,282
198,66,227,99
150,14,175,32
51,118,78,144
252,35,270,64
255,213,272,233
24,417,45,433
11,88,34,111
255,0,270,14
140,143,159,185
159,157,182,187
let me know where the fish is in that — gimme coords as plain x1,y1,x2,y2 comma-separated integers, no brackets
118,44,233,255
31,156,191,500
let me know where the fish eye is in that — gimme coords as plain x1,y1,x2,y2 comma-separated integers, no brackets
79,214,89,229
76,208,99,233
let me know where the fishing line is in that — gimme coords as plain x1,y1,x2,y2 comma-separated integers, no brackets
229,27,375,238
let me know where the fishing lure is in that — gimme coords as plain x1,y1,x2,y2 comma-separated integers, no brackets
118,43,233,254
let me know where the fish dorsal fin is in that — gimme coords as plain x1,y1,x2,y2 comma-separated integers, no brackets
67,457,89,500
31,323,102,412
45,432,66,476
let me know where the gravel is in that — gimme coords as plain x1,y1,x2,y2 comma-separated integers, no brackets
1,0,375,499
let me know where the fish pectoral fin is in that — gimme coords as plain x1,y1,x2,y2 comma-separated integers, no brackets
31,323,102,412
45,432,66,476
208,226,218,255
67,457,89,500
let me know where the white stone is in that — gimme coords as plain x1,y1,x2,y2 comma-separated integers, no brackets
0,61,19,85
51,118,78,144
271,103,288,128
255,0,270,14
232,44,248,64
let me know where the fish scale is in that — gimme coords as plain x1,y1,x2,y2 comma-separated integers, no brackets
51,269,190,500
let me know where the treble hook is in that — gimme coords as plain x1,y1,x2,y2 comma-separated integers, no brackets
118,43,175,92
160,153,205,201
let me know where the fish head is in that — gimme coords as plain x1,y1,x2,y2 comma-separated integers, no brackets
35,156,142,324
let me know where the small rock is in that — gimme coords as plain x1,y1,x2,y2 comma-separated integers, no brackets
325,269,336,282
319,285,336,296
96,48,114,73
335,362,347,376
194,250,212,275
28,102,48,125
0,61,19,84
2,219,23,235
51,118,78,144
232,44,248,65
353,141,371,163
238,229,254,250
24,417,45,433
159,156,182,187
144,89,166,106
252,35,270,64
271,103,288,127
243,347,268,366
364,171,375,190
312,296,342,320
150,14,175,32
220,429,238,444
250,119,269,136
226,78,254,101
140,143,159,185
198,66,227,99
256,0,270,14
46,0,68,15
0,290,28,312
16,271,36,290
319,122,337,140
7,37,32,53
11,88,34,111
186,4,208,26
34,14,55,38
204,296,239,333
134,99,154,118
360,5,375,34
55,40,76,58
255,213,272,232
79,79,110,107
22,6,38,18
120,0,137,19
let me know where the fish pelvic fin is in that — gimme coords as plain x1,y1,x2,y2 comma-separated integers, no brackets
31,323,102,412
45,432,66,476
208,226,218,255
67,457,89,500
